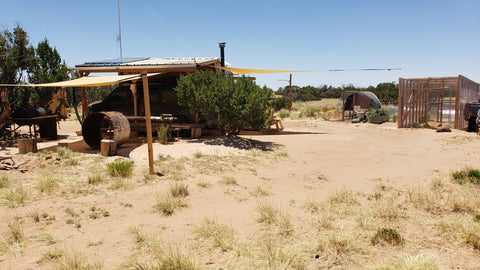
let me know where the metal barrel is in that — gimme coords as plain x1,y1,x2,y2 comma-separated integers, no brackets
82,111,130,149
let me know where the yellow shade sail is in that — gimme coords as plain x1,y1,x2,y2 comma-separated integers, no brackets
0,73,162,87
212,66,315,75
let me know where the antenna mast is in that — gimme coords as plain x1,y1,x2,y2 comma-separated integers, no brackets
117,0,123,62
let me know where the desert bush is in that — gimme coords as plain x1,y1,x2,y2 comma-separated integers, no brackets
371,228,404,246
56,146,77,159
175,70,273,135
452,168,480,185
366,107,389,117
298,106,322,118
271,95,289,111
106,160,133,177
277,109,290,119
193,151,203,159
158,125,169,144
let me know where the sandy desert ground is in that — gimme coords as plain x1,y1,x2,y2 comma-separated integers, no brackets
1,117,480,269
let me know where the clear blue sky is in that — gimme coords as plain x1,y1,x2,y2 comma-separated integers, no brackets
1,0,479,90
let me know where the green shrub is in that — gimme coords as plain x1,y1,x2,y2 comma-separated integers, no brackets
175,70,273,136
367,107,389,117
154,193,188,216
169,182,189,197
278,109,290,119
371,228,404,246
452,169,480,185
304,106,321,117
106,160,134,177
271,96,289,111
87,173,105,185
56,146,76,158
158,125,169,144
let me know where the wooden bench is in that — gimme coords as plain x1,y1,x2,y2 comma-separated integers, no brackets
127,117,204,139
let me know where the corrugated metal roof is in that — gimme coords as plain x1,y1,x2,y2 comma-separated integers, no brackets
75,57,220,68
119,57,218,66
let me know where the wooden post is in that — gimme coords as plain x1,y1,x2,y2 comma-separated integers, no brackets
101,139,117,156
191,127,202,139
398,78,404,128
288,73,292,112
81,87,87,120
18,138,37,154
130,83,138,117
142,74,154,174
454,75,461,129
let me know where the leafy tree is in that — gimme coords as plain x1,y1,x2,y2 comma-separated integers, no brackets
28,39,69,109
0,24,35,85
0,25,35,132
372,82,398,105
275,82,398,105
271,95,289,111
175,69,217,123
175,70,273,136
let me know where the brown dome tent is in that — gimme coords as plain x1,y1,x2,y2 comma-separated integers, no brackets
342,91,381,120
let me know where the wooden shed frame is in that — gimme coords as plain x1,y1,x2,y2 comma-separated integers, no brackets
398,75,479,129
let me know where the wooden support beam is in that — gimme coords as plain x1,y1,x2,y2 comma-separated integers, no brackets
81,87,86,120
142,74,154,174
130,83,138,117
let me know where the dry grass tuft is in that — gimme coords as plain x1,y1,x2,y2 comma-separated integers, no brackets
128,226,201,269
255,233,306,269
106,159,134,178
169,182,189,197
154,193,188,216
249,185,271,197
36,175,62,193
0,176,12,189
369,253,439,270
1,185,31,207
256,201,293,236
194,218,243,254
316,231,365,266
219,176,237,185
42,248,103,270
